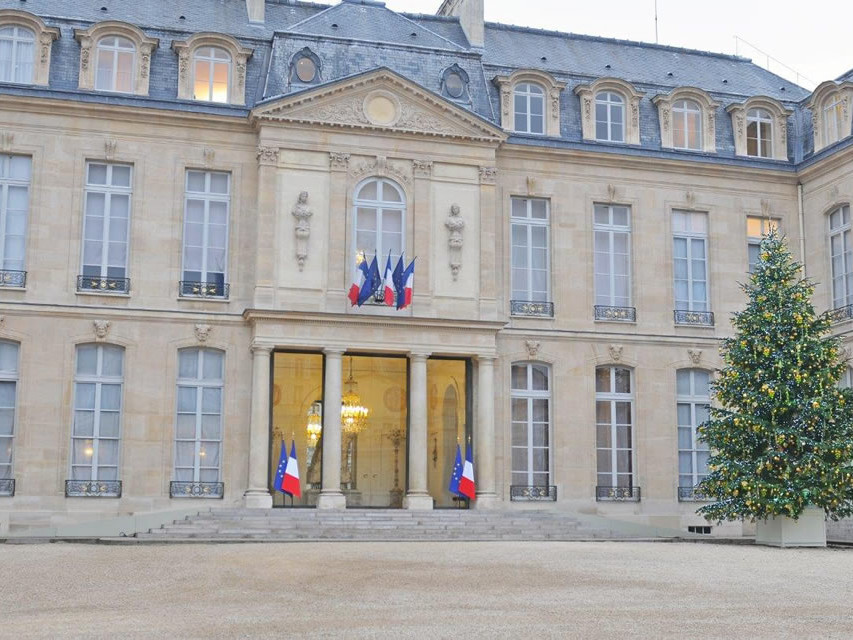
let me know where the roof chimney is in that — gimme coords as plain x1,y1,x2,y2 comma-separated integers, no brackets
246,0,265,24
437,0,484,49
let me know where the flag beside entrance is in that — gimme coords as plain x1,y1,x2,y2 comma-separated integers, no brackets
448,444,463,496
459,445,476,500
282,440,301,498
273,439,288,493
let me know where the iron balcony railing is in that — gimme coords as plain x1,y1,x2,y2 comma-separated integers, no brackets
510,485,557,502
594,305,637,322
673,309,715,326
510,300,554,318
0,270,26,288
65,479,122,498
77,275,130,294
0,478,14,497
828,304,853,323
170,481,224,498
179,281,229,299
678,486,712,502
596,486,641,502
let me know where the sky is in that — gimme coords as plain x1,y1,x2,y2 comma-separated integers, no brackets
381,0,853,90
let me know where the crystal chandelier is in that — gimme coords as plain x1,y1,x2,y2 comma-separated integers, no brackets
306,402,322,444
341,357,369,434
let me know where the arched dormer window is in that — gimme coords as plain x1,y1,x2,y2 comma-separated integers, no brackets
574,78,644,145
652,87,719,153
0,10,60,86
726,96,791,161
353,178,406,263
494,70,566,137
172,33,253,106
807,80,853,153
824,96,845,145
75,21,158,96
440,63,470,103
289,47,321,86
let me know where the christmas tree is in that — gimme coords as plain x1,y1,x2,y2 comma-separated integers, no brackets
697,231,853,522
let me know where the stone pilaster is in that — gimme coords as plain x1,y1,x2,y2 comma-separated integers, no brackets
317,348,346,509
404,351,433,510
254,145,279,307
327,153,350,309
474,355,498,508
412,159,433,304
244,345,272,508
479,167,498,319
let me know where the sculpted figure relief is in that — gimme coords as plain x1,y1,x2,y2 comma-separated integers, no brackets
445,203,465,281
292,191,313,271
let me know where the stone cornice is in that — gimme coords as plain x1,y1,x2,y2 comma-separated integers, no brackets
243,308,507,333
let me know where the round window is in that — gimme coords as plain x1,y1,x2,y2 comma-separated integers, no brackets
445,72,465,99
295,57,317,83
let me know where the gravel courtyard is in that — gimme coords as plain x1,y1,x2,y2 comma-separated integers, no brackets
1,541,850,639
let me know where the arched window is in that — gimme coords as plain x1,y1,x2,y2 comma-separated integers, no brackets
95,35,135,93
824,95,845,146
174,348,224,486
193,46,230,103
513,83,545,134
595,91,624,142
829,204,852,309
676,369,710,499
71,343,124,482
746,108,773,158
0,340,19,493
353,178,405,263
595,366,635,493
0,25,34,84
510,363,551,488
672,99,702,150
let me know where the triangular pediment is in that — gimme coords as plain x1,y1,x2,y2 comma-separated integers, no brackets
252,69,506,144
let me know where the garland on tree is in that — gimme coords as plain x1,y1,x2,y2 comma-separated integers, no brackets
697,231,853,522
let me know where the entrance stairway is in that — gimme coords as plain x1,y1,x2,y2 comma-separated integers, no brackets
132,508,671,542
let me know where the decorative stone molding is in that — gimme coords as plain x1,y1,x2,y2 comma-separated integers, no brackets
687,348,703,365
0,131,13,152
329,152,350,171
445,203,465,281
256,146,279,166
652,87,719,153
807,80,853,153
726,96,791,161
412,160,433,178
525,340,541,359
92,320,111,340
203,147,215,168
479,166,497,184
350,155,411,186
194,324,212,343
607,183,617,202
685,190,696,209
526,176,537,195
761,199,772,217
104,138,117,160
573,77,645,145
0,10,60,86
292,191,312,272
74,21,159,95
608,344,623,362
829,185,840,203
493,69,566,136
171,33,253,106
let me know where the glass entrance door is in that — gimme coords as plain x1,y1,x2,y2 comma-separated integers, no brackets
427,359,470,507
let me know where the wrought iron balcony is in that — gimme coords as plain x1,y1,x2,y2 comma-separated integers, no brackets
511,300,554,318
594,305,636,322
170,481,224,498
828,304,853,323
673,309,715,326
77,275,130,293
510,485,557,502
65,479,122,498
179,281,229,299
678,486,712,502
0,270,26,288
596,485,641,502
0,478,14,497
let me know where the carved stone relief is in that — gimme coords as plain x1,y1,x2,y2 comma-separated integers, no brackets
93,320,111,340
445,204,465,281
292,191,312,271
0,131,14,152
609,344,623,362
104,138,117,160
479,166,497,184
329,152,350,171
350,155,411,185
257,146,279,166
412,160,433,178
525,340,541,359
203,147,215,168
687,348,702,365
194,324,212,343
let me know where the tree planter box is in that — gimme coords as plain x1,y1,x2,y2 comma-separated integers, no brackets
755,506,826,547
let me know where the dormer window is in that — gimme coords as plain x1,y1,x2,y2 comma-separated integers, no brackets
75,21,158,96
595,92,624,142
295,57,316,83
746,108,773,158
653,87,718,153
289,48,321,86
494,70,565,137
193,46,230,103
0,25,34,84
440,64,470,103
824,96,844,146
514,83,544,134
95,36,135,93
726,97,790,161
672,99,702,150
806,80,853,153
574,78,644,145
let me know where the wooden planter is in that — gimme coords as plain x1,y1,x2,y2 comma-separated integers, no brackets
755,506,826,547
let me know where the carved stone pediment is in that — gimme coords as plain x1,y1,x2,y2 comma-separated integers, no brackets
252,68,506,143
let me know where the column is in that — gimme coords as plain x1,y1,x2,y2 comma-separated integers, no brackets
317,348,346,509
475,355,499,509
404,351,433,510
243,345,273,509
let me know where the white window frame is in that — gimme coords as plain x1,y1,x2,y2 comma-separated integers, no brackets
70,344,124,482
513,82,545,135
746,216,778,273
594,204,632,307
676,369,711,490
672,210,709,311
352,177,406,263
829,204,852,309
595,366,635,489
0,24,34,84
81,162,132,283
192,46,231,103
94,35,136,93
510,197,551,303
181,170,231,296
510,363,552,487
672,99,702,150
0,341,19,482
746,108,773,158
824,97,844,146
595,91,625,142
0,154,30,277
174,348,224,483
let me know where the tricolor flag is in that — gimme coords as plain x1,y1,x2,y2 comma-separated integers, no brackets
383,252,395,306
448,444,463,497
281,440,301,498
458,444,476,500
396,257,416,310
348,254,368,306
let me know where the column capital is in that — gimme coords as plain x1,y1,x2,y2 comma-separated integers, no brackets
250,344,273,356
323,347,345,357
476,353,498,363
408,350,431,360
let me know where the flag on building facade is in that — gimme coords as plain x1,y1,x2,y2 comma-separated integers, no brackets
357,253,379,306
448,443,463,496
397,258,415,310
383,252,395,306
273,439,288,493
392,253,404,302
459,444,476,500
348,254,368,306
282,440,301,497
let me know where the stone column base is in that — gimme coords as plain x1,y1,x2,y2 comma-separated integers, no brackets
316,491,347,510
473,492,500,510
403,492,434,510
243,489,272,509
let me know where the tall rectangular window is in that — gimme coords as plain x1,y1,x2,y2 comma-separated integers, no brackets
510,363,551,488
80,162,132,292
747,216,778,273
0,341,19,488
175,348,224,485
829,205,852,309
594,204,631,308
672,210,708,311
71,344,124,482
511,197,550,305
181,170,230,298
677,369,711,497
0,154,30,286
595,366,634,490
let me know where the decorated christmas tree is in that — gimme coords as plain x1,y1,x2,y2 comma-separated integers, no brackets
697,231,853,522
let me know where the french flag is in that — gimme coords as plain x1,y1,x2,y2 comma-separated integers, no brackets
383,252,395,306
458,444,476,500
397,258,415,310
281,440,301,498
348,255,368,307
